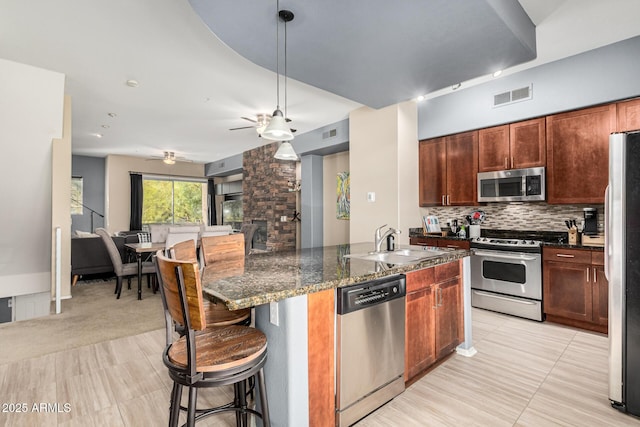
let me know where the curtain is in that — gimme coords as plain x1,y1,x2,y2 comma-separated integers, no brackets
130,173,143,231
207,179,217,226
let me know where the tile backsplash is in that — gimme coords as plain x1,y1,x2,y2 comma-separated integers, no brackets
420,203,604,233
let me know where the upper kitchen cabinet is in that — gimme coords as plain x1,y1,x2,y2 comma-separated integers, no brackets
617,98,640,132
477,118,545,172
418,137,447,206
419,131,478,206
546,104,616,204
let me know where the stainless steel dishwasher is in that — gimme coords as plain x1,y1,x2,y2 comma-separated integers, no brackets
336,274,406,426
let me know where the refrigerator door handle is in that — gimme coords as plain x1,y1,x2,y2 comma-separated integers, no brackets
605,185,610,281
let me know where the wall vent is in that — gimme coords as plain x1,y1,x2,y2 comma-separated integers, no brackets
493,84,532,107
322,128,337,139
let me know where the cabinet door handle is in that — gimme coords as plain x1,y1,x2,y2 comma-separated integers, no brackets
511,156,514,169
446,195,450,205
439,287,443,307
556,254,575,258
442,195,446,205
593,267,597,282
586,267,590,283
504,157,508,169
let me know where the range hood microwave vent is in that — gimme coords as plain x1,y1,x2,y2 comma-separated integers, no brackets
493,84,532,107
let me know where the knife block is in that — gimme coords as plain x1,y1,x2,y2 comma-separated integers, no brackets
568,228,579,245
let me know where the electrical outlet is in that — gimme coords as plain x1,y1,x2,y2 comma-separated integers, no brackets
367,192,376,202
269,301,279,326
280,215,287,222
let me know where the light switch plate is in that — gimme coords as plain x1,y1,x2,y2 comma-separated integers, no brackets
280,215,287,222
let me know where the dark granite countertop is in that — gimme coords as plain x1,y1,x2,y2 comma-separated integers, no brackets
409,227,604,250
201,242,469,310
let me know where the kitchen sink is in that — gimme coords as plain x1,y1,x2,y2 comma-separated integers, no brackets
343,248,450,265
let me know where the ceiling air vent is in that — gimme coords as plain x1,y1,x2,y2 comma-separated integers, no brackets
493,84,532,107
322,128,337,139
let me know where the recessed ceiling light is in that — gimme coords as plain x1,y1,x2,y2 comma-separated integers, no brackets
126,79,139,88
416,95,425,102
94,133,103,138
107,112,117,118
101,124,110,129
452,83,462,90
492,70,503,77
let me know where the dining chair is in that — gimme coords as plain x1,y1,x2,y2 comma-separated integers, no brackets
154,251,270,427
169,239,251,327
95,228,156,299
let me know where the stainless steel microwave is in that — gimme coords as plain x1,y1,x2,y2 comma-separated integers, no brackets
477,167,545,202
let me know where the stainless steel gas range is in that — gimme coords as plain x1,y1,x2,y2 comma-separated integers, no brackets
470,236,543,321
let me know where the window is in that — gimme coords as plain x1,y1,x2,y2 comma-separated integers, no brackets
71,176,83,215
142,177,207,225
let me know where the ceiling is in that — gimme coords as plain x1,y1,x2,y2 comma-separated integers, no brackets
1,0,640,165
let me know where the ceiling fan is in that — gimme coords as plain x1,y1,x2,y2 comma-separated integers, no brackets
229,114,296,137
146,151,191,165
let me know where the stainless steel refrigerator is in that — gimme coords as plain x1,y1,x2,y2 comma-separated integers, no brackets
608,131,640,415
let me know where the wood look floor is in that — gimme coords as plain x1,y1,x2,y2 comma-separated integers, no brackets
1,309,639,426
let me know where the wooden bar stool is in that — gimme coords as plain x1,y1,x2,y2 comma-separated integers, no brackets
169,239,251,327
154,251,270,427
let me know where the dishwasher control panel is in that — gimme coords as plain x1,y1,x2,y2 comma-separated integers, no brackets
337,274,406,315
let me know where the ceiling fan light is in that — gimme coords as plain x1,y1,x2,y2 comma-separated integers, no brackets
274,141,298,161
261,109,293,141
256,122,268,136
163,151,176,165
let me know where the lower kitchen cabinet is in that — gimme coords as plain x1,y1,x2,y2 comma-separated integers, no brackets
409,236,470,250
405,261,462,383
543,247,608,333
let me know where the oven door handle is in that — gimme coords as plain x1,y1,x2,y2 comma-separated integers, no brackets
472,250,538,261
472,290,538,305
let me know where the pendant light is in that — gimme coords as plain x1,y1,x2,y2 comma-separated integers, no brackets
262,4,295,143
274,141,298,160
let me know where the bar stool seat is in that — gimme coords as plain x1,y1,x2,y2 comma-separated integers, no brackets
167,325,266,372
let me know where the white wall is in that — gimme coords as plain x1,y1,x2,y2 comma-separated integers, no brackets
0,58,64,299
51,96,72,299
322,151,350,245
349,101,418,245
104,155,205,233
419,35,640,139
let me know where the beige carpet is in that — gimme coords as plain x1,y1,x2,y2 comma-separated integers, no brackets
0,279,164,365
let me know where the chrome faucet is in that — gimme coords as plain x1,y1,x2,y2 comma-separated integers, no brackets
374,224,401,253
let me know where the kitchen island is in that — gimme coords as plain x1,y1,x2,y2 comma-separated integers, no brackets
201,242,474,426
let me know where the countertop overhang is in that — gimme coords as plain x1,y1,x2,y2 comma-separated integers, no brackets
202,242,469,310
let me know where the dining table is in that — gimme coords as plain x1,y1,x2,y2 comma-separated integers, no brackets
124,242,166,300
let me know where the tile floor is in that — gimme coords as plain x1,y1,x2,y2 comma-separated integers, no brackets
1,308,639,426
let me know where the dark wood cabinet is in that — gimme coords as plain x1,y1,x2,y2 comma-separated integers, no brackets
410,236,470,250
418,137,446,206
546,104,616,204
543,247,608,333
419,131,478,206
617,98,640,132
478,125,510,172
434,277,462,360
435,239,470,250
405,283,436,381
446,131,478,205
404,261,462,383
510,118,546,169
478,118,545,172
